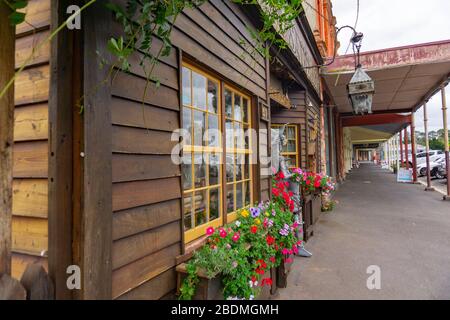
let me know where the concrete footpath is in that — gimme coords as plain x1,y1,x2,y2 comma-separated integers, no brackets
276,163,450,299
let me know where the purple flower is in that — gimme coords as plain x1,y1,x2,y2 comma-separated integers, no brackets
250,207,260,218
279,223,290,236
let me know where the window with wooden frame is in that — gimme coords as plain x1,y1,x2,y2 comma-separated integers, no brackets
181,63,253,243
224,86,253,223
271,124,299,168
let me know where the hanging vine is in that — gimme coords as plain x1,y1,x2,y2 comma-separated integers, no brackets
1,0,304,106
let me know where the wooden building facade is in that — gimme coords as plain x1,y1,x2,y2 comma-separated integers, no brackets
1,0,328,299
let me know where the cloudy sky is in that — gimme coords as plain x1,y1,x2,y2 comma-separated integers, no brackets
332,0,450,131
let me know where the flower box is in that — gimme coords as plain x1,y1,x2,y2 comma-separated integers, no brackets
176,263,272,300
276,255,294,288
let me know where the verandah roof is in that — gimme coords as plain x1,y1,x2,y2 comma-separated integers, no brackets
323,39,450,114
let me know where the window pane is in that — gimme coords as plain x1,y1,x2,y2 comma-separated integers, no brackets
207,114,219,147
244,181,251,207
209,153,220,186
226,187,234,213
244,154,250,179
194,152,206,188
284,155,296,168
192,72,207,110
226,153,234,182
208,80,218,113
182,107,192,145
194,190,208,226
234,94,242,121
234,122,243,149
226,119,234,149
243,98,249,123
287,126,295,139
236,182,243,209
235,154,243,181
193,110,206,146
244,124,250,150
182,67,191,106
209,188,220,221
287,140,296,152
184,193,194,231
182,154,192,190
225,89,233,118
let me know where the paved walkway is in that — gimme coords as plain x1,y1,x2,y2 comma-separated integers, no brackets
276,163,450,299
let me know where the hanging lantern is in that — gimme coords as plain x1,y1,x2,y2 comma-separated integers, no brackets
347,66,375,115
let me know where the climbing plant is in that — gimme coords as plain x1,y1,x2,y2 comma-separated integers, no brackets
0,0,303,101
2,0,28,25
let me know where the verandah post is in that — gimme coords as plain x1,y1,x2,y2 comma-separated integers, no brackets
0,2,15,276
399,130,404,166
411,113,417,183
441,86,450,200
423,102,434,191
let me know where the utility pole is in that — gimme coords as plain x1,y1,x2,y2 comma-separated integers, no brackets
423,102,434,191
441,86,450,200
0,2,15,276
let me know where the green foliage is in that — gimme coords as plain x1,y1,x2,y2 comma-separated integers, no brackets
105,0,207,75
3,0,28,25
429,138,445,151
233,0,303,58
321,199,336,212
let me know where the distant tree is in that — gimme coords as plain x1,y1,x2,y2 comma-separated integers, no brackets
429,130,439,139
415,131,425,146
429,138,445,150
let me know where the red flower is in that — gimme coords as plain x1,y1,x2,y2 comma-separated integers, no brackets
269,256,276,263
250,225,258,234
261,277,273,287
276,182,285,191
278,172,285,179
251,276,257,282
206,227,215,235
314,180,321,188
266,235,275,245
306,179,311,185
232,232,240,242
272,188,280,197
289,201,295,212
255,268,264,275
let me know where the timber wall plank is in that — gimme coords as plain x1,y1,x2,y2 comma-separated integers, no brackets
12,0,50,278
110,0,268,299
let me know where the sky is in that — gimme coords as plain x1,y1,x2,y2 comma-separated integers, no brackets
332,0,450,131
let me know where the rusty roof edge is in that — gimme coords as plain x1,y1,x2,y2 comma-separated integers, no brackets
412,73,450,112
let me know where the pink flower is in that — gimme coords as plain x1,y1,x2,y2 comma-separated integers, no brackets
219,228,227,238
282,248,290,255
206,227,215,235
232,232,240,242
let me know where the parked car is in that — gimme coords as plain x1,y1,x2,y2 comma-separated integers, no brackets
416,150,445,165
433,157,447,180
417,160,441,177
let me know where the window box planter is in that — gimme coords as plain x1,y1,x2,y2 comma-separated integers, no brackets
275,255,294,288
176,263,272,300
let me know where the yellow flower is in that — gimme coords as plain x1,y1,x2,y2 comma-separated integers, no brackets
241,209,249,218
264,211,270,217
255,218,261,225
